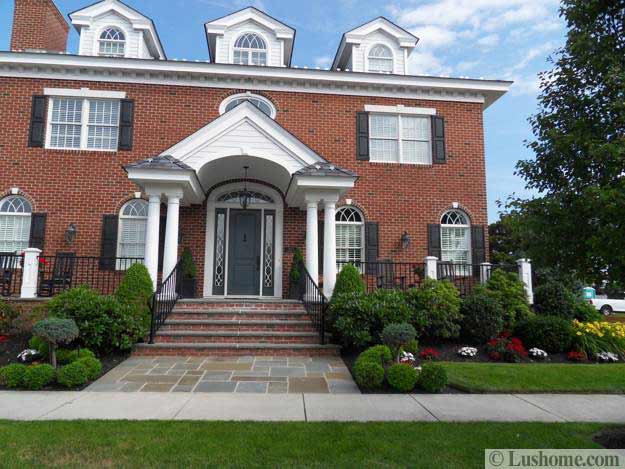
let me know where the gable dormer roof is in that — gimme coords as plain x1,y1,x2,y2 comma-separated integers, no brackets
69,0,166,59
332,16,418,71
204,7,295,66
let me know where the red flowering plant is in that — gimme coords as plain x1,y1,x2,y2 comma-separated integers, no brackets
567,351,587,363
486,332,528,363
419,347,440,361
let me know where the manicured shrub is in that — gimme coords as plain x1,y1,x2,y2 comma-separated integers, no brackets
0,300,19,335
405,279,462,340
180,247,197,279
115,263,153,332
484,269,531,327
533,280,599,321
57,361,88,388
358,345,393,365
22,364,55,390
288,248,304,298
460,287,505,344
573,299,602,322
32,318,80,368
56,348,97,365
352,359,385,391
382,322,417,360
333,263,365,297
0,363,27,388
515,316,573,353
76,356,102,381
387,363,418,392
418,363,447,393
28,335,49,357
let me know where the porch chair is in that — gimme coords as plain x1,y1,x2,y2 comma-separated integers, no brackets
38,252,76,297
376,260,407,290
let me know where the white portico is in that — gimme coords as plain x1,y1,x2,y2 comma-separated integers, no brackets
125,101,356,298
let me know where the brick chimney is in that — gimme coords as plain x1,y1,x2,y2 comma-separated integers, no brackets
10,0,69,53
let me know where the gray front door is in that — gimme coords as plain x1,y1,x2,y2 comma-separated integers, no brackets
227,209,261,295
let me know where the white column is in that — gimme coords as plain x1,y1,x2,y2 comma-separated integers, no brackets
424,256,438,279
20,248,41,299
480,262,492,284
305,200,319,285
144,194,161,289
162,194,181,279
517,258,534,304
323,200,337,298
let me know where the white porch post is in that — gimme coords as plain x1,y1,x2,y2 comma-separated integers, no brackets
20,248,41,299
480,262,492,284
144,194,161,289
305,199,319,285
424,256,438,280
162,193,181,278
517,258,534,304
323,199,338,298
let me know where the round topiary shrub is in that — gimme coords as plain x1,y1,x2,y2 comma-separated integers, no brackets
76,356,102,381
515,316,573,353
387,363,418,392
0,363,27,389
405,279,462,340
22,364,56,390
460,287,505,344
32,317,80,368
333,263,366,297
352,359,385,391
418,363,448,393
382,323,417,354
57,361,88,388
358,345,393,365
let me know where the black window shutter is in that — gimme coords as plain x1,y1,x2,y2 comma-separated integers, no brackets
28,95,46,148
365,221,379,274
158,215,167,271
318,220,324,273
471,225,486,264
118,99,135,151
356,111,370,161
428,224,442,258
431,116,446,164
28,213,47,251
99,215,119,270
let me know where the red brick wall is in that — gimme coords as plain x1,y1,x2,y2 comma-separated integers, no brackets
0,76,488,297
10,0,69,53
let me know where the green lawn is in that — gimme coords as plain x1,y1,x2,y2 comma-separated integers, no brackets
0,421,606,468
443,362,625,393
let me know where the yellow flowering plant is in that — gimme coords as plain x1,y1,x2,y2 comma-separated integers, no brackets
572,320,625,358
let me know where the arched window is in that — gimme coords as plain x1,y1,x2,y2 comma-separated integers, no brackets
220,93,276,118
440,209,471,264
336,206,365,266
217,190,274,204
117,200,148,267
368,44,393,73
0,196,32,253
99,27,126,57
233,33,267,66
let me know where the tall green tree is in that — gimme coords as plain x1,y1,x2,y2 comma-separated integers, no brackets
512,0,625,284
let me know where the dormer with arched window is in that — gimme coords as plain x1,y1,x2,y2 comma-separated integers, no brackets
98,27,126,57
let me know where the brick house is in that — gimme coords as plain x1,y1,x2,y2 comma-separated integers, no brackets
0,0,511,304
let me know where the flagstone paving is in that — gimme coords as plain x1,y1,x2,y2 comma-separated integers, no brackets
86,356,360,394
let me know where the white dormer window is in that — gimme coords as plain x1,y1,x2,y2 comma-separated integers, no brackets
219,93,276,118
233,33,267,66
99,27,126,57
368,44,393,73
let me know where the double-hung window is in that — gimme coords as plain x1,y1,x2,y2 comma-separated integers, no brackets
369,113,431,164
47,97,120,151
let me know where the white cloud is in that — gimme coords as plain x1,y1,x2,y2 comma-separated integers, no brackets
314,55,332,68
411,26,457,49
476,33,499,48
407,50,452,76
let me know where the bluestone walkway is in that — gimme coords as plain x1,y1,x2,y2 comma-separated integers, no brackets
2,392,625,422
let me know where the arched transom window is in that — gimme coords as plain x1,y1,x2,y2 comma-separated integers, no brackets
117,200,147,266
233,33,267,66
440,209,471,264
99,27,126,57
0,196,32,253
368,44,393,73
336,206,365,265
217,190,274,205
220,94,276,118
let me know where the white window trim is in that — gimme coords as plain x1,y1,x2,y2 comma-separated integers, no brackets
94,25,129,59
364,104,436,115
44,88,127,99
335,206,365,267
219,92,276,118
0,196,32,256
115,200,148,270
368,113,433,165
440,210,472,267
366,43,395,74
230,31,271,66
45,96,121,152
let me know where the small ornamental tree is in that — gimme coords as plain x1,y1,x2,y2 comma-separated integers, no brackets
32,318,79,368
180,247,197,279
333,263,366,297
382,322,417,362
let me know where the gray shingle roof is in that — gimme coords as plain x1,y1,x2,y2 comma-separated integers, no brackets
125,155,193,171
294,163,356,177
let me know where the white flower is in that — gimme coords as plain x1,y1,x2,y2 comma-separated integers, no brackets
597,352,619,362
529,348,548,359
400,351,415,361
457,346,478,357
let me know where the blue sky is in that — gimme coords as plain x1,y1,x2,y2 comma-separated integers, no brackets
0,0,566,222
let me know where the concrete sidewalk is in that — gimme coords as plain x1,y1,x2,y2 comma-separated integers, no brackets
2,392,625,422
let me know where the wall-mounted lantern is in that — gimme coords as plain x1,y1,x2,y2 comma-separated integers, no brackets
64,223,77,245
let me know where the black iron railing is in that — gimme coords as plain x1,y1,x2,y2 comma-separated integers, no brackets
436,262,487,297
336,260,427,293
0,253,23,297
37,255,144,297
149,260,182,344
297,261,327,345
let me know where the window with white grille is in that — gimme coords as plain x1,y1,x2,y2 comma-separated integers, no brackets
47,97,120,151
117,200,147,269
440,209,471,265
368,44,393,73
335,206,365,266
99,27,126,57
233,33,267,66
0,196,32,254
369,114,431,164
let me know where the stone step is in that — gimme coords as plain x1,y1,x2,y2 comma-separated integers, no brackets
175,299,305,312
155,330,320,345
160,319,316,332
133,342,340,357
168,310,312,321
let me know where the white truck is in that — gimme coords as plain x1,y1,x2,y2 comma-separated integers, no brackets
589,296,625,316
